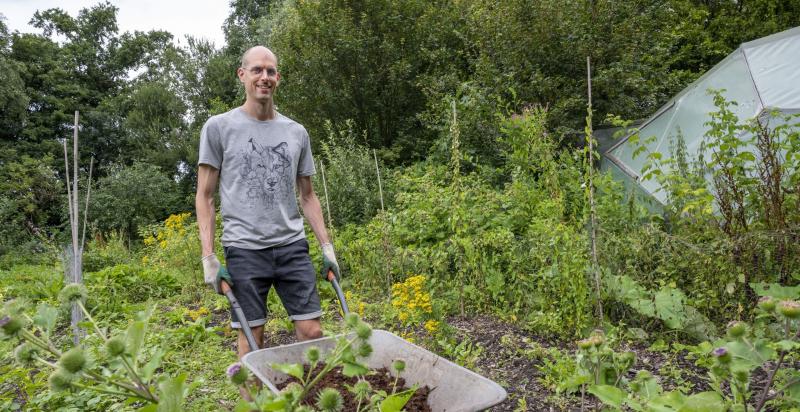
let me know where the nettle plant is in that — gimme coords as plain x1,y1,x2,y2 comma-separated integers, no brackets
564,287,800,411
230,313,417,412
0,283,190,411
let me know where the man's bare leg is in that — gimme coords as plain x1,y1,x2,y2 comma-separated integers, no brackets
294,318,322,341
236,326,264,401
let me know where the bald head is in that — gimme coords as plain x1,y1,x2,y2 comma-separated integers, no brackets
241,46,278,68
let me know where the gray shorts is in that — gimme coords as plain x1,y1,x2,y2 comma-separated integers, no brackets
224,238,322,328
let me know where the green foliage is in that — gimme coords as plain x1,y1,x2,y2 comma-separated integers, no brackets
604,274,717,341
1,286,191,410
318,120,390,226
0,155,61,255
85,264,179,320
89,162,183,238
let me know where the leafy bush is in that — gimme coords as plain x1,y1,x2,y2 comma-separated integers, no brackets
317,120,391,227
89,162,183,239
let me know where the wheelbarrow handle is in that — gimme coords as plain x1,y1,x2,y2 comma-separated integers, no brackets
328,275,350,315
221,280,260,352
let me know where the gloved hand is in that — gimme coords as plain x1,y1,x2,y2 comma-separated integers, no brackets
320,242,340,281
202,254,232,294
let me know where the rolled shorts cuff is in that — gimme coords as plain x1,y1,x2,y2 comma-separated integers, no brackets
289,310,323,321
231,318,267,329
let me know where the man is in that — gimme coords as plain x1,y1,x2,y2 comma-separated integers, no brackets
195,46,339,358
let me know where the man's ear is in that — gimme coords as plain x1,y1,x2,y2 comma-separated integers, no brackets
237,67,245,83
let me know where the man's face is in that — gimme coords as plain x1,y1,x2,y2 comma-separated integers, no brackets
238,52,280,103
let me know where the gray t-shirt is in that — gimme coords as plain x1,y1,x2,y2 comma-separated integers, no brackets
198,108,316,249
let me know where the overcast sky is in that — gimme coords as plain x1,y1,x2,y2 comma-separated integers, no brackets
1,0,230,47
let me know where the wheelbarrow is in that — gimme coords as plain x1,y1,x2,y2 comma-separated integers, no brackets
232,276,508,411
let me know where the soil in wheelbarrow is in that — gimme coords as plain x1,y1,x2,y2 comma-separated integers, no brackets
278,364,432,411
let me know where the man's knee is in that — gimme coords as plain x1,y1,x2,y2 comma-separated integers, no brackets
295,319,322,341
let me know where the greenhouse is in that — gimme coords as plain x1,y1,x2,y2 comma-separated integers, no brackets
602,26,800,206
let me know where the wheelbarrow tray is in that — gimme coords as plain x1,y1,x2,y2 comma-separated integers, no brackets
241,329,507,412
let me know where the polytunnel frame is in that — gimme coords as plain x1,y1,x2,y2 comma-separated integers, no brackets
599,32,797,206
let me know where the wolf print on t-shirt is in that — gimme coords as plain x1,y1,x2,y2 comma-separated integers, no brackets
238,139,292,208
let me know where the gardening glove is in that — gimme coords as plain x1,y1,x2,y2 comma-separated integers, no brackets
320,242,340,282
202,254,232,294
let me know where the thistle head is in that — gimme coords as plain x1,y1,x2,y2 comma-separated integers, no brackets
48,369,74,392
356,322,372,341
712,347,731,364
316,387,344,412
345,313,360,328
105,336,126,357
14,343,39,366
226,362,248,385
357,342,373,358
59,347,87,373
392,359,406,373
58,283,87,306
757,296,776,312
778,300,800,319
0,315,23,338
352,379,371,398
726,321,747,339
305,346,321,363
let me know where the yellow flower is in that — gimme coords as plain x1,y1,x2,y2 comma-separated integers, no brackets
398,312,409,322
358,302,366,317
424,320,439,334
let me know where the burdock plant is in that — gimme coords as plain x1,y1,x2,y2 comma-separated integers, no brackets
0,284,190,408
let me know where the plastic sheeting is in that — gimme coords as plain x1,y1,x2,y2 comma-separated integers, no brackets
603,26,800,204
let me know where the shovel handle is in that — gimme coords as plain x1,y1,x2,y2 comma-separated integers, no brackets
328,271,350,315
221,280,260,352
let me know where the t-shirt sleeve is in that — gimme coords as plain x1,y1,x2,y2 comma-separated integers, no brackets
297,128,316,176
198,118,223,169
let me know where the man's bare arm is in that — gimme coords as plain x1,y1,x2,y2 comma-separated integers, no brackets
196,165,220,257
297,176,330,246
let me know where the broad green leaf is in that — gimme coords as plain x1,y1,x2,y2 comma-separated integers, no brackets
156,373,187,412
557,373,590,393
727,340,776,369
588,385,625,408
141,348,166,382
785,372,800,401
654,288,687,329
380,386,417,412
676,391,725,412
126,320,147,365
749,282,800,299
260,398,288,411
342,361,369,377
233,400,256,412
648,390,688,411
773,340,800,352
270,363,304,380
33,304,58,333
137,405,157,412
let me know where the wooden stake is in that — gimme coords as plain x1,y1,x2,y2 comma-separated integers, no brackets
81,156,94,250
586,57,603,324
373,149,385,213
